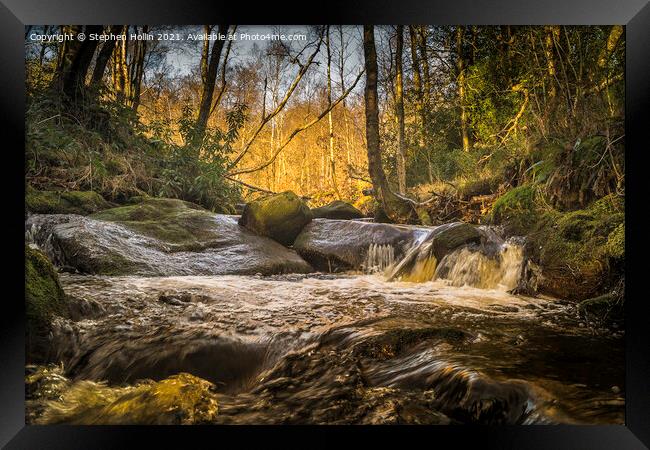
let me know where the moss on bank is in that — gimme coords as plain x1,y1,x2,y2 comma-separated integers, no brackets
26,186,113,215
490,187,624,300
25,246,68,362
490,184,540,235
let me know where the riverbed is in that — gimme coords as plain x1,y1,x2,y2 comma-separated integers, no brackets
35,271,624,424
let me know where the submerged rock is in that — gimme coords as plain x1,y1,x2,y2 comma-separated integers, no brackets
26,198,313,276
26,187,112,215
578,293,624,327
25,245,69,362
293,219,421,271
34,371,219,425
311,200,364,220
239,191,312,246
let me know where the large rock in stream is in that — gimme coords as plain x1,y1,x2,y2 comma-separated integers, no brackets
311,200,364,220
293,219,426,271
25,198,313,276
239,191,312,246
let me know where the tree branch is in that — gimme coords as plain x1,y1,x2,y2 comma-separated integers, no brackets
226,31,324,170
228,69,364,176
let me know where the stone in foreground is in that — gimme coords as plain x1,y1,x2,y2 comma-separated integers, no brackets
25,245,69,362
34,371,218,425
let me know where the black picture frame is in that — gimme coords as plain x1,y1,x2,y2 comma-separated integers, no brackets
2,0,649,447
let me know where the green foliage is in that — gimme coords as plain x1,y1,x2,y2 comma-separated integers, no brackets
605,223,625,261
158,104,246,213
490,184,540,234
25,89,162,200
26,87,246,212
491,193,624,300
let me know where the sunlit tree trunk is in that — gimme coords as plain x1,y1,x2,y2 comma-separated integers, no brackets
456,26,471,152
113,27,129,103
544,26,560,98
337,26,353,194
326,26,342,200
417,27,432,141
395,25,407,193
410,26,433,182
598,25,623,69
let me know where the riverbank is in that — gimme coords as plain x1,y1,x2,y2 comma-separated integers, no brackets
24,192,625,425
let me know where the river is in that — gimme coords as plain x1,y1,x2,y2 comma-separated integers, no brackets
26,214,625,425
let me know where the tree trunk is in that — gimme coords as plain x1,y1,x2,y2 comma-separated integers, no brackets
456,26,471,152
58,25,103,103
408,26,424,135
195,24,229,143
598,25,623,69
91,25,124,86
326,26,342,200
114,27,129,103
363,25,411,223
130,25,149,112
544,26,559,98
395,25,407,193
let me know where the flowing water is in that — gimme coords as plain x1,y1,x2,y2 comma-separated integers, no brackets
28,220,625,425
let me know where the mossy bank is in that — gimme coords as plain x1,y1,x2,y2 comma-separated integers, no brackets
25,245,69,362
490,186,624,302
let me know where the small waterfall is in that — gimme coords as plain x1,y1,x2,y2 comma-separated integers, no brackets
435,243,524,290
363,243,395,274
387,225,525,291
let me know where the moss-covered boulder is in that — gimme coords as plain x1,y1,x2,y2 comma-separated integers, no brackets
239,191,313,246
26,187,112,215
90,198,214,248
311,200,364,220
26,198,313,276
25,246,68,362
36,372,219,425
